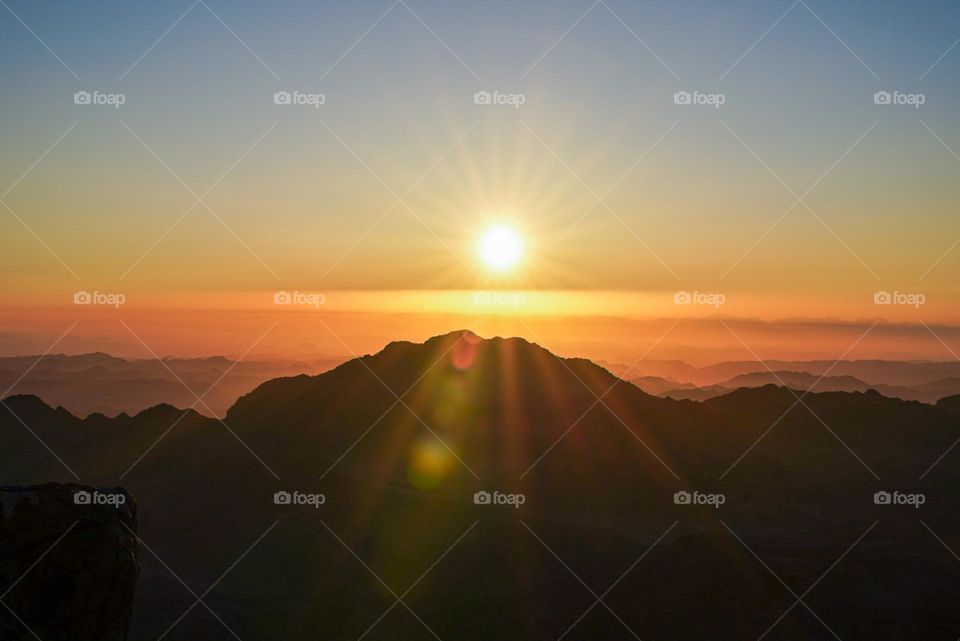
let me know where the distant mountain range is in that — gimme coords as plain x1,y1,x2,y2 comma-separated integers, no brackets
2,331,959,640
629,364,960,404
614,358,960,387
7,351,960,422
0,353,344,418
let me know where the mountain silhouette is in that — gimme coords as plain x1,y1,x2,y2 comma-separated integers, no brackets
0,352,343,418
629,358,960,388
641,369,960,404
2,331,960,640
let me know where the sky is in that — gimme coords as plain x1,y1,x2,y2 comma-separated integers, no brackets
2,0,960,363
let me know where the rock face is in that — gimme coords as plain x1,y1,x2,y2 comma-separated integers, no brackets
0,483,138,641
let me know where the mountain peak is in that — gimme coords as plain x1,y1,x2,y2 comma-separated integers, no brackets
225,329,629,429
1,394,72,420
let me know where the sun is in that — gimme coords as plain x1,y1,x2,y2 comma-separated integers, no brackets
478,225,523,271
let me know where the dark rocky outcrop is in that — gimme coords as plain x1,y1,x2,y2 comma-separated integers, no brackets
937,393,960,416
0,483,138,641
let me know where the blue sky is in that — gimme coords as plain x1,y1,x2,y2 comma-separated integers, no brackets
1,0,959,298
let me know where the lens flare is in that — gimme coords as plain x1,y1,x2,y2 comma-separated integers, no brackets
408,437,454,490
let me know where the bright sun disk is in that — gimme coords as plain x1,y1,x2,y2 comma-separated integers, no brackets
478,225,523,271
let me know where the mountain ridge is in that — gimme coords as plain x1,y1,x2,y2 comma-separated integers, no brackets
7,329,960,428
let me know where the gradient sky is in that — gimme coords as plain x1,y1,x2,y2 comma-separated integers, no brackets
2,1,960,361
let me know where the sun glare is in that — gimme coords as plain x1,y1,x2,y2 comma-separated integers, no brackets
478,225,523,271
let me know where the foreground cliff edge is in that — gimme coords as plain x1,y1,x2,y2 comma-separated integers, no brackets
0,484,138,641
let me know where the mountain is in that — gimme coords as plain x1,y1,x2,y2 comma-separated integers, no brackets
640,370,868,402
0,353,344,418
659,383,735,401
627,375,697,395
649,370,960,404
631,359,960,388
724,370,869,392
2,331,960,640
